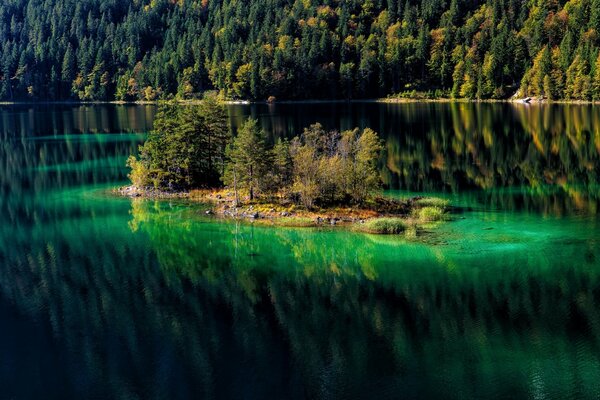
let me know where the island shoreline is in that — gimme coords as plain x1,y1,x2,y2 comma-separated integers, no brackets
116,186,451,235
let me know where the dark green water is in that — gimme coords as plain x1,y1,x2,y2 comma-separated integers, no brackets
1,103,600,399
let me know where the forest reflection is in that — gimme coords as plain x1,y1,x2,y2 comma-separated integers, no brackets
381,103,600,193
0,104,155,137
0,103,599,216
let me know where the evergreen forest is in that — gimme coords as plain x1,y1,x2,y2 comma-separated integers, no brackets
2,0,600,101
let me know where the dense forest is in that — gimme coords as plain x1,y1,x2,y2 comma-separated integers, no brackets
1,0,600,101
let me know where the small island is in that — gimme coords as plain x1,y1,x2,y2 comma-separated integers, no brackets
120,96,449,235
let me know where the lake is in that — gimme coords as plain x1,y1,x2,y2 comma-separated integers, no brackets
1,102,599,399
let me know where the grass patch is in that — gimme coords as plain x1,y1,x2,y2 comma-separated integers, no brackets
414,197,450,208
358,218,408,234
271,216,315,227
404,225,418,239
417,206,448,222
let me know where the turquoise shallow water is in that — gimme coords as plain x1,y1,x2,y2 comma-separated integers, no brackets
1,103,600,399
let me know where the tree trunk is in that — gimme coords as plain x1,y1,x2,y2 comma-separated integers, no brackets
249,164,254,201
233,169,239,207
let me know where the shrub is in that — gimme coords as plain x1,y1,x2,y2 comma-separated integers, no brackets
361,218,407,234
417,206,448,222
414,197,449,208
273,216,315,227
127,155,149,188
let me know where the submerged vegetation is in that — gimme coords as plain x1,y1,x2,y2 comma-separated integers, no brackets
359,218,408,234
4,0,600,101
124,99,449,233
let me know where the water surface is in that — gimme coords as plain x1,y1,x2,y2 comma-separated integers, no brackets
1,103,599,399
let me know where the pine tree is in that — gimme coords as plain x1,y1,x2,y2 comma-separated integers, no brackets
591,0,600,33
61,45,76,83
565,55,590,100
593,53,600,100
543,74,554,100
272,138,293,189
198,94,231,181
127,100,229,190
223,119,269,202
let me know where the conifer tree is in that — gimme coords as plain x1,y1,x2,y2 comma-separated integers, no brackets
223,119,269,202
127,98,229,190
593,53,600,100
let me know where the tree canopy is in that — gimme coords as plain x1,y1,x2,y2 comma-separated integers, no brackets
127,96,230,190
222,118,270,202
4,0,600,101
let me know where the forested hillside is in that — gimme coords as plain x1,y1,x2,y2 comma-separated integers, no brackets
1,0,600,101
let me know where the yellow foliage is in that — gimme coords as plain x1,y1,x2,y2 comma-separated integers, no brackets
262,43,273,55
373,10,390,31
277,35,292,51
343,35,356,47
386,22,402,41
317,5,334,19
144,86,157,101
